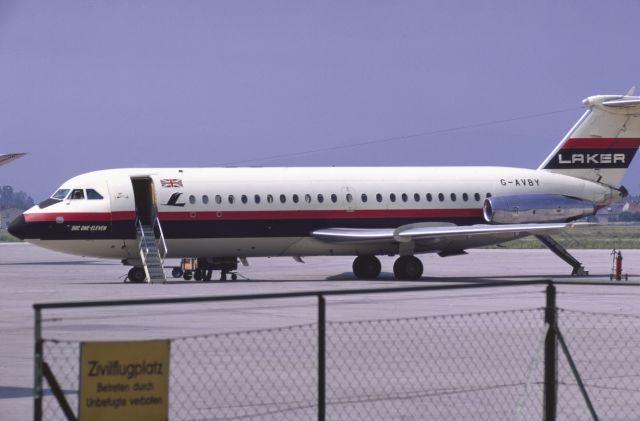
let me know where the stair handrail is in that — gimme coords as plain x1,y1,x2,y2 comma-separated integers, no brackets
153,215,168,261
135,217,151,282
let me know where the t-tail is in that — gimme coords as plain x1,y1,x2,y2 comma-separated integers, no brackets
539,88,640,191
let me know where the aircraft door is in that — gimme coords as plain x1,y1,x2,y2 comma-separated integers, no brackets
131,176,157,225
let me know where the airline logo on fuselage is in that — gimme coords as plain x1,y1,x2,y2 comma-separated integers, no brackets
545,148,637,169
165,192,186,207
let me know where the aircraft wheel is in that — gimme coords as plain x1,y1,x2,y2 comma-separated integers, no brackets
128,267,146,283
183,271,192,281
171,267,183,278
194,269,204,281
204,270,212,282
393,256,423,280
352,255,382,279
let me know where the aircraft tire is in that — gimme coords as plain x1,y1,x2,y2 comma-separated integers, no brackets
183,271,192,281
393,256,423,280
194,269,204,281
128,267,146,283
352,255,382,279
171,267,183,278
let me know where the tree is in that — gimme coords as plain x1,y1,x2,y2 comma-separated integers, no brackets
0,185,34,210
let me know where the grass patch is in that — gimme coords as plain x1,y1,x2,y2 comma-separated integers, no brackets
0,229,21,242
484,223,640,249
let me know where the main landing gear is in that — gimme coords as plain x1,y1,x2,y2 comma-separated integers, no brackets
352,255,424,280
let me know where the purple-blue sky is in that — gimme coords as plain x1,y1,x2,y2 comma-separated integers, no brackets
2,1,640,200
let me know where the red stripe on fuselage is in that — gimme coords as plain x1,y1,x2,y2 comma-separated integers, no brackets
562,138,640,149
24,211,136,223
24,208,482,222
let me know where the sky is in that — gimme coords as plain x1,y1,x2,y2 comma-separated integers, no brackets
1,0,640,200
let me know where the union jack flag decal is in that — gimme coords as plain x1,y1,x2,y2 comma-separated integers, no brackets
160,178,183,188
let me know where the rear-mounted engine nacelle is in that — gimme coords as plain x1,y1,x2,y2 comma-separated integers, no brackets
483,194,596,224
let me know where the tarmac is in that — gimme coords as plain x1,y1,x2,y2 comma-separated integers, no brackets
1,243,639,420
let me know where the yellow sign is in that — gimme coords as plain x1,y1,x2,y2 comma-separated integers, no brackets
79,340,170,421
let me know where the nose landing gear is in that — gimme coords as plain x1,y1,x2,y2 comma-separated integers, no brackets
127,267,147,283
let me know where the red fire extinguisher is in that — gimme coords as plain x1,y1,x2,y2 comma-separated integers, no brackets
610,249,627,281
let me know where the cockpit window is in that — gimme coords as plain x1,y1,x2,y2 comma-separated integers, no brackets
70,189,85,200
51,189,70,200
86,189,104,200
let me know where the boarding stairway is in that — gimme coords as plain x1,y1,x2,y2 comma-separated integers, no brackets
136,217,168,283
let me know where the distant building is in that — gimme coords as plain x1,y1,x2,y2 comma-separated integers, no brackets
622,200,640,213
0,208,22,229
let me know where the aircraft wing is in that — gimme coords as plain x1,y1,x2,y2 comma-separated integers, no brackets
0,153,26,166
311,222,581,245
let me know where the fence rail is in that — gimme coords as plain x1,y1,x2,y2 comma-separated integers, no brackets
34,280,640,421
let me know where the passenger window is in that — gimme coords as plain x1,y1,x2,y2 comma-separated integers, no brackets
202,195,209,205
390,193,396,202
70,189,85,200
254,195,261,204
450,193,457,202
438,193,444,202
346,193,353,203
413,193,420,202
330,194,338,203
426,193,432,202
241,195,248,204
86,189,103,200
486,193,492,198
305,194,312,203
462,193,468,202
215,195,222,204
280,194,286,204
376,193,383,202
228,195,235,204
401,193,408,202
474,193,480,201
317,194,324,203
267,194,274,204
189,195,196,204
361,193,368,203
292,194,299,203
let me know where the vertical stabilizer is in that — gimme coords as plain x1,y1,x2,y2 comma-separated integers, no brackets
539,92,640,187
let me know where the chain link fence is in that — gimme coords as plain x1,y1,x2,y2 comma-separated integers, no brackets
35,282,640,420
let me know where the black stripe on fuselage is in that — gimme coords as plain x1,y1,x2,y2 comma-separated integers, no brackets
21,216,484,240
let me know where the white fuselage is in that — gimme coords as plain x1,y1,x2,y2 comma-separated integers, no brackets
14,166,614,261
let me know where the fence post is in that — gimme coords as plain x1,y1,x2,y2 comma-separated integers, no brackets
318,295,326,421
543,282,557,421
34,306,43,421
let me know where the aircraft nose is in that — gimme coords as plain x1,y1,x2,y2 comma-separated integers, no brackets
7,214,27,240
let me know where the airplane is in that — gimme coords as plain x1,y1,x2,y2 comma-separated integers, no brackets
0,153,26,166
8,91,640,283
